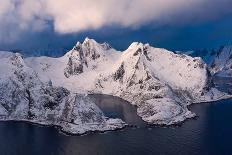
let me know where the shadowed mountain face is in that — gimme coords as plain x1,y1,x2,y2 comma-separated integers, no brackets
210,46,232,77
185,45,232,77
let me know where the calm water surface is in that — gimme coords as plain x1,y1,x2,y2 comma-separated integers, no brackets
0,78,232,155
88,94,146,127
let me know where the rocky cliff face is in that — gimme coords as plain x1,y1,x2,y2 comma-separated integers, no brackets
64,38,120,78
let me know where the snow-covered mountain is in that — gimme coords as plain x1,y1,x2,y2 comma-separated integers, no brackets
183,46,232,77
0,38,229,132
24,38,228,125
0,51,125,135
210,46,232,77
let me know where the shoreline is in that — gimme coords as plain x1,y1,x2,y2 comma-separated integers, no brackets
0,96,231,137
0,119,128,136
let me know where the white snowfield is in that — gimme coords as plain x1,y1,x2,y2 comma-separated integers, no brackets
0,38,230,134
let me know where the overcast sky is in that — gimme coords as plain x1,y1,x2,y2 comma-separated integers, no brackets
0,0,232,55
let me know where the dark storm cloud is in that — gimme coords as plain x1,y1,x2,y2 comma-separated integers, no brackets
0,0,231,53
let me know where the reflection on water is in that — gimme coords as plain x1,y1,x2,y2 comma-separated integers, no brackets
88,94,146,127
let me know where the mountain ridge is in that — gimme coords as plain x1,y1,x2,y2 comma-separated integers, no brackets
0,38,230,133
24,38,229,125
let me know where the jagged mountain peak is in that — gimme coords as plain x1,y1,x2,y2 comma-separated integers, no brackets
67,38,114,58
83,37,97,44
121,42,151,61
216,45,232,57
128,42,150,49
82,37,112,50
126,42,151,55
62,38,120,78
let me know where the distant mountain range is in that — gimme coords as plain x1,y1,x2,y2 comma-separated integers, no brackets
7,47,69,57
178,46,232,77
0,38,230,134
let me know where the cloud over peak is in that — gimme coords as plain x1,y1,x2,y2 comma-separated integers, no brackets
0,0,232,42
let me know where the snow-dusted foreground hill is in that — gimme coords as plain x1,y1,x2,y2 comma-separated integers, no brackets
0,52,125,135
0,38,230,132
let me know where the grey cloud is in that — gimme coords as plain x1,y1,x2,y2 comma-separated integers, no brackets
0,0,232,42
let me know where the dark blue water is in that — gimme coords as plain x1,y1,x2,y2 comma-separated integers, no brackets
88,94,146,127
0,97,232,155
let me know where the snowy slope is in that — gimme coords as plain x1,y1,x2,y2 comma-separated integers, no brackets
0,52,125,134
93,42,227,124
24,38,229,125
25,38,121,92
